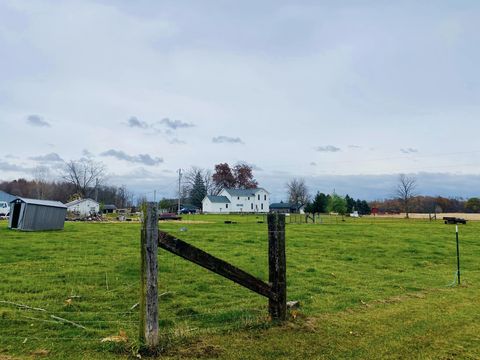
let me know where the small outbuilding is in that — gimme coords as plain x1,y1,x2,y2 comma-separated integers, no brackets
102,204,117,214
9,198,67,231
269,202,305,214
66,198,100,217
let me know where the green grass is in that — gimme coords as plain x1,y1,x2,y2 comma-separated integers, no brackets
0,215,479,359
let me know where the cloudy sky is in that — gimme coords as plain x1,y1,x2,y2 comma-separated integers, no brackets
1,0,480,201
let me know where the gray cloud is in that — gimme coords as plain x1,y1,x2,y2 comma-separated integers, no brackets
315,145,341,152
400,148,419,154
29,152,64,162
0,160,30,172
26,114,50,127
348,145,362,149
310,162,317,166
212,136,244,144
82,149,93,157
100,149,163,166
126,116,149,129
159,118,194,129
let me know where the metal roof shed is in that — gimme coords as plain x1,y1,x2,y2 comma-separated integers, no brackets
9,198,67,231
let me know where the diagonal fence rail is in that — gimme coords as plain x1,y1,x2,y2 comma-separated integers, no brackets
139,202,286,350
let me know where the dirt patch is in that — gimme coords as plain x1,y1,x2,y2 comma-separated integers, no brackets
170,340,224,358
30,349,50,357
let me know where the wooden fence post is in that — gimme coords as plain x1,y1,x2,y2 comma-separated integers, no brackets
139,202,159,349
268,213,287,321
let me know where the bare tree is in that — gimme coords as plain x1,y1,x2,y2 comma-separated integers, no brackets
396,174,417,218
62,159,106,198
286,178,310,205
182,167,216,199
33,166,51,199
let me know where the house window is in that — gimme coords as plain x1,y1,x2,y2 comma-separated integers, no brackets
261,203,264,210
264,195,267,200
251,203,253,210
258,195,260,200
226,204,229,208
237,196,240,200
248,197,250,200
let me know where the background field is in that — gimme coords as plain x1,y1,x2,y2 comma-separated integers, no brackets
0,215,479,359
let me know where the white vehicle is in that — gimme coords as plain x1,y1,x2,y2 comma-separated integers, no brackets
350,210,360,218
0,201,10,217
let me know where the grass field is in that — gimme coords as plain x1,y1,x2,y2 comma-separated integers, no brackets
1,215,479,359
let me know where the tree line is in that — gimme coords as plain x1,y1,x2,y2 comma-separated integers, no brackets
285,178,371,215
0,158,133,208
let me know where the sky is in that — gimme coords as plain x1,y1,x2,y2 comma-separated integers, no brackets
1,0,480,201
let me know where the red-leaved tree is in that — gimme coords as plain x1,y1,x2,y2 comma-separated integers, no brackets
212,162,258,194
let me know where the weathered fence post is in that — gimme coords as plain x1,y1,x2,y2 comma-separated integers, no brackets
268,213,287,321
139,202,159,349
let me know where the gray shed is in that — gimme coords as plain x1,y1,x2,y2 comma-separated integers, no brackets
9,198,67,231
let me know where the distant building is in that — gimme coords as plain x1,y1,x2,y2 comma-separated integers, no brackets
202,188,269,213
269,202,305,214
9,197,67,231
102,204,117,214
66,198,100,217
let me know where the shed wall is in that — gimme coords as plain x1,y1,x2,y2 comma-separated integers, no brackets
20,204,66,231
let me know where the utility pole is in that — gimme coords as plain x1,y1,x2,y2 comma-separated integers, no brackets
177,169,182,215
154,190,157,203
95,178,99,202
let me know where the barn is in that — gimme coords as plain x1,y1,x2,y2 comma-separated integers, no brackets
9,198,67,231
66,198,100,217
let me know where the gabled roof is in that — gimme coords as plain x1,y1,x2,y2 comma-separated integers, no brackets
66,198,99,207
222,188,269,197
270,202,304,210
205,195,230,203
103,204,117,210
12,197,67,209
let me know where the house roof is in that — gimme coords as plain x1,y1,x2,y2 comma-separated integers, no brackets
223,188,268,197
270,202,304,210
205,195,230,203
103,204,117,210
181,204,199,210
12,197,67,209
66,198,99,207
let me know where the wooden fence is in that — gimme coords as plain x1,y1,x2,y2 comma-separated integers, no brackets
139,203,287,349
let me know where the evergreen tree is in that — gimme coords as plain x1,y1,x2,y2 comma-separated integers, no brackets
360,200,371,215
345,194,355,213
311,192,329,213
189,172,207,208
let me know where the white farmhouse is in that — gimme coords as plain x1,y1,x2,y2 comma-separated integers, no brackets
66,198,100,217
202,188,270,214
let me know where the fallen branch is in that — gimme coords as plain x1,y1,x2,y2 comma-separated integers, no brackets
21,315,60,324
50,315,87,330
0,300,46,312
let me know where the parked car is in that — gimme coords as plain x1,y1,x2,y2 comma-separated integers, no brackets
0,201,10,217
180,207,197,214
